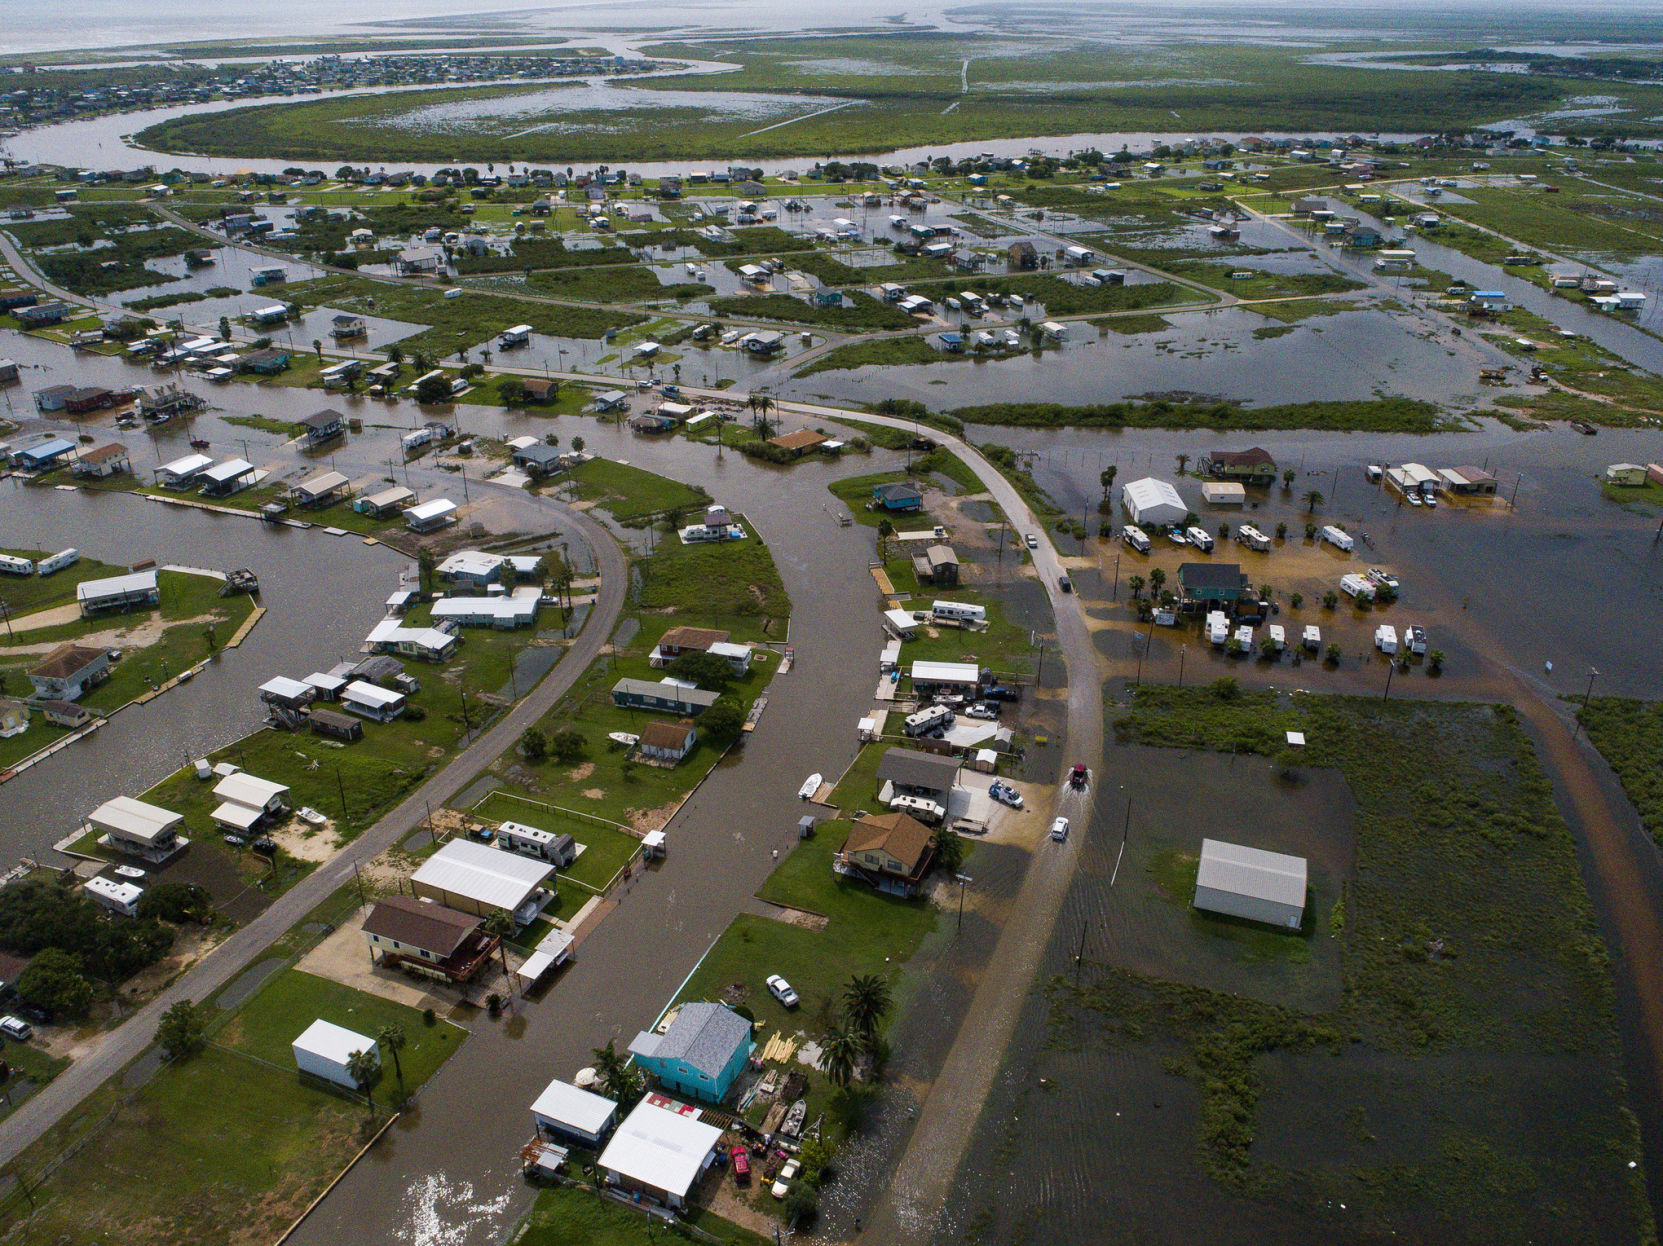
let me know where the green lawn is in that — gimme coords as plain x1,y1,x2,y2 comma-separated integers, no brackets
514,1184,767,1246
472,790,645,893
567,457,711,524
637,533,790,629
0,549,130,618
11,970,466,1246
218,968,465,1106
1578,698,1663,845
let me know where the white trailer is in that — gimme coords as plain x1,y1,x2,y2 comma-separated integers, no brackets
1375,624,1398,654
402,427,435,453
1234,624,1255,650
1406,625,1429,655
1236,524,1271,551
1207,611,1230,645
498,324,533,349
1267,624,1286,651
0,553,36,575
903,705,954,737
1122,525,1151,553
1185,526,1215,551
1320,526,1354,553
37,548,80,576
932,600,987,625
1340,574,1376,602
890,794,945,824
1302,624,1322,652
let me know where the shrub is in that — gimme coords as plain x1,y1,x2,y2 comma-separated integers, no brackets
18,947,93,1020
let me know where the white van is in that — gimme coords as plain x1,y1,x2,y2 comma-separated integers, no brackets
1122,525,1151,553
1375,624,1399,654
37,548,80,576
1340,573,1376,602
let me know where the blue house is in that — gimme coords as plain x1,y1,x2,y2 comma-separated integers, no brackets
812,288,845,308
628,1002,754,1104
873,481,924,512
12,438,77,470
611,677,719,716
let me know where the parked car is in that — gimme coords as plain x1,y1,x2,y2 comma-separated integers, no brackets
467,825,495,843
1025,533,1039,549
1058,574,1072,593
0,1016,33,1042
989,782,1024,809
766,975,799,1008
772,1158,801,1200
251,837,277,855
1050,816,1071,842
731,1146,751,1184
1069,763,1089,790
1405,491,1423,507
982,685,1021,702
966,703,999,721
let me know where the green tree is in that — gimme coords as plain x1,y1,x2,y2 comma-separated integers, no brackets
156,998,208,1060
549,728,586,764
1275,521,1288,541
842,974,893,1047
701,693,746,741
17,948,92,1020
1322,590,1339,610
520,727,548,763
1099,465,1117,500
1148,568,1167,599
218,315,231,342
1428,649,1446,674
571,435,585,454
481,908,516,992
1126,574,1145,600
1325,642,1343,665
1304,522,1317,541
667,651,736,689
592,1039,645,1105
417,548,436,594
415,374,453,405
312,338,323,361
1175,453,1189,476
1282,468,1296,491
1302,490,1325,514
136,882,211,924
347,1047,380,1109
821,1023,862,1088
1290,592,1304,609
378,1024,407,1096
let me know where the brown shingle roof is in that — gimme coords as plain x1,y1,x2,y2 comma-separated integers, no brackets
1207,446,1276,468
362,895,480,958
768,429,827,452
659,625,728,652
844,812,935,874
77,442,128,466
30,643,107,680
638,720,695,751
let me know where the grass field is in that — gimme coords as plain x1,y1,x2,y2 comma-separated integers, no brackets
472,790,645,894
1068,689,1654,1239
566,457,710,524
955,396,1454,434
1577,697,1663,845
7,970,465,1246
0,548,130,617
637,532,791,626
514,1184,766,1246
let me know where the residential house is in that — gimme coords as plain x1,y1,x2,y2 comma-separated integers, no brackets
1178,562,1249,605
11,438,76,471
627,1002,753,1104
1439,466,1497,496
33,386,76,414
340,680,407,722
598,1100,724,1210
877,747,962,804
532,1079,619,1150
1607,463,1648,487
39,700,93,729
396,247,444,276
768,429,829,458
362,895,497,983
910,544,959,587
71,443,130,478
86,795,188,863
405,499,458,532
295,409,345,446
28,644,110,701
364,619,459,662
436,550,506,589
510,443,565,478
410,838,555,925
210,771,289,835
838,812,936,896
1200,447,1277,484
872,481,924,512
0,699,28,739
652,626,729,666
293,470,351,507
355,486,415,518
156,452,214,488
1007,240,1039,270
238,347,291,375
637,720,697,764
330,313,367,340
611,677,719,716
197,458,258,496
430,596,539,629
521,377,559,404
76,570,159,617
308,707,363,741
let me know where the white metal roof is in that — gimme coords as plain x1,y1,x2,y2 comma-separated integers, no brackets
364,486,415,509
406,498,457,523
211,801,263,831
884,608,918,631
159,453,213,477
87,795,181,843
213,772,288,809
293,1019,376,1066
432,596,537,623
304,671,347,693
599,1100,724,1199
365,619,455,650
85,876,143,907
412,838,555,910
202,458,255,483
911,660,980,684
1121,477,1186,523
296,470,349,496
438,551,505,579
342,680,405,708
531,1078,617,1136
1196,838,1307,909
259,676,312,701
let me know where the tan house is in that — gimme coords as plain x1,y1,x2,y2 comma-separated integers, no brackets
637,720,697,764
768,429,828,456
0,698,27,739
838,812,935,897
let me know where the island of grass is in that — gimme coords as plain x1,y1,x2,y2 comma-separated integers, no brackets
1577,698,1663,845
566,457,712,526
953,395,1453,433
707,291,917,330
956,686,1655,1244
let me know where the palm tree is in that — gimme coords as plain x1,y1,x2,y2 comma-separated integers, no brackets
1099,465,1118,501
876,517,896,563
1175,453,1190,476
347,1047,379,1112
1282,468,1296,491
1127,573,1146,600
481,908,516,1000
377,1024,407,1096
591,1039,643,1104
820,1024,862,1089
843,975,893,1046
1302,490,1325,514
1149,568,1167,598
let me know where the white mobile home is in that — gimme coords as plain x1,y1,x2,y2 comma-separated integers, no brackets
1340,573,1376,602
931,600,986,626
84,876,143,918
1320,525,1354,552
1375,624,1398,654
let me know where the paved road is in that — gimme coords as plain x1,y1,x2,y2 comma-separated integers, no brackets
0,498,627,1171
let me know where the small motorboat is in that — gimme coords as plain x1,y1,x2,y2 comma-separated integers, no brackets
189,437,210,450
297,807,327,826
798,773,823,801
608,731,640,748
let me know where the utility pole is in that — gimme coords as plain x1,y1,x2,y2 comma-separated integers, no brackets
1383,659,1395,701
1073,919,1088,984
1178,642,1186,688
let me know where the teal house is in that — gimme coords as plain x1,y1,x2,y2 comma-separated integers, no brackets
628,1002,753,1104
